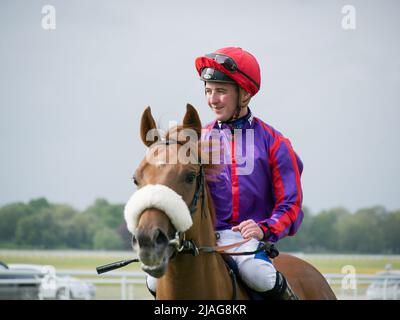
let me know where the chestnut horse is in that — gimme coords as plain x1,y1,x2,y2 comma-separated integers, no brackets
124,104,336,300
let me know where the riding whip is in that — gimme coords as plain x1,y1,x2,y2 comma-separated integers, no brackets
96,258,139,274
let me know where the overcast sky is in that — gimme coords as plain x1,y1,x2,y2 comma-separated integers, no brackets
0,0,399,214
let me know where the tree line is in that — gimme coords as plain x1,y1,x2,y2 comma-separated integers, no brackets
0,198,399,253
0,198,131,250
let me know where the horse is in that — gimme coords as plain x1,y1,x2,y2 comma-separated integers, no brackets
124,104,337,300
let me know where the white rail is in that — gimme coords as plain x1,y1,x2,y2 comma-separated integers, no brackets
1,270,400,300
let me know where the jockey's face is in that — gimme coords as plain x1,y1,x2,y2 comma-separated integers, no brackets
205,82,239,122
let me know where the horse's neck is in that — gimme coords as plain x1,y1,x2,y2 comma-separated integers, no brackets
158,250,231,299
157,206,233,299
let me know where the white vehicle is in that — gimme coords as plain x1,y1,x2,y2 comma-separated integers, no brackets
0,261,41,299
366,270,400,300
8,264,95,300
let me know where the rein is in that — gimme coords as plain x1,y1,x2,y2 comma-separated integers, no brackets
168,231,279,257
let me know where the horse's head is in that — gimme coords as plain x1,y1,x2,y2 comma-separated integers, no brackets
124,104,215,278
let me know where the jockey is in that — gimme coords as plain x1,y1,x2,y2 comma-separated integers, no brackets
195,47,303,300
146,47,303,300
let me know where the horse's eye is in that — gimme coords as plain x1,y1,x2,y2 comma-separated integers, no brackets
185,172,196,184
132,175,139,186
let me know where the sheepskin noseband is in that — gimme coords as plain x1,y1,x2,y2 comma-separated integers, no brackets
124,184,193,235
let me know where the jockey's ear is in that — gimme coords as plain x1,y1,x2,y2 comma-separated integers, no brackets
140,106,160,147
183,103,202,139
239,87,252,107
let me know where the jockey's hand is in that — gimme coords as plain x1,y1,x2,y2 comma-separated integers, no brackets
231,219,264,241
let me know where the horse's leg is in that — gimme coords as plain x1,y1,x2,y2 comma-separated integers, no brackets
273,253,337,300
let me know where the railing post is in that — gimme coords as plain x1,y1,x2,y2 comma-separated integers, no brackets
67,277,72,300
128,284,134,300
121,276,127,300
383,278,388,300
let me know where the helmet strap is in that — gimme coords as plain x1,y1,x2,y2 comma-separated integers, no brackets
230,105,242,122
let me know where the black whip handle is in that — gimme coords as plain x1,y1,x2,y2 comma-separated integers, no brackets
96,258,139,274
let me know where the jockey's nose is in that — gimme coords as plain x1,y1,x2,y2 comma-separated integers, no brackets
208,91,220,106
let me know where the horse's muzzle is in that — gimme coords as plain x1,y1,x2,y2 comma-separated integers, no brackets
136,224,173,277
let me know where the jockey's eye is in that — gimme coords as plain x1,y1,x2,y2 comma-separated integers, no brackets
185,172,197,184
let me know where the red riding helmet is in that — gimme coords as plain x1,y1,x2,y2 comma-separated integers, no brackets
195,47,261,96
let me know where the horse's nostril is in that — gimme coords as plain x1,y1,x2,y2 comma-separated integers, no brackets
136,227,169,250
136,232,149,248
154,228,168,247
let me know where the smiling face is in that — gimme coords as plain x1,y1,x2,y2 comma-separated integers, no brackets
205,82,239,122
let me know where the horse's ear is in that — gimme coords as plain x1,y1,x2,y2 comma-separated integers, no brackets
140,106,160,147
183,103,202,139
